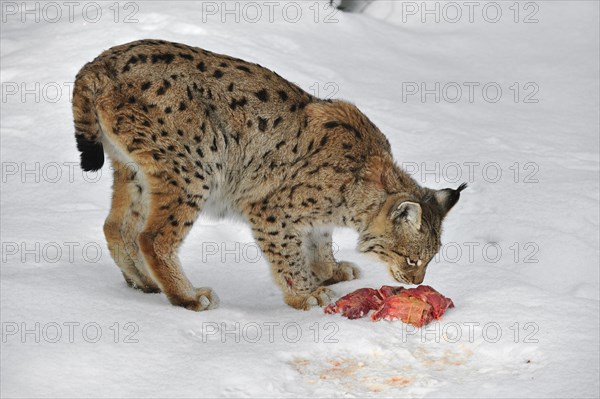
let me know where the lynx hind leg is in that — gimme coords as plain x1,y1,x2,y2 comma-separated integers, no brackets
137,173,218,311
305,228,360,286
104,159,158,292
119,163,161,293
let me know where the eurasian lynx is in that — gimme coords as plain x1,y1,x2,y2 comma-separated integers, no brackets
72,39,465,311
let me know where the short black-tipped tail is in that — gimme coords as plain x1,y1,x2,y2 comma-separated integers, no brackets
76,134,104,172
72,64,106,172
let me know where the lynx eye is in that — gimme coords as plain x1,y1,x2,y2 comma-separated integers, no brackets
405,257,417,267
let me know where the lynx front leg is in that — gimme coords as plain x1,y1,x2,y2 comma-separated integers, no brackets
305,228,361,286
304,228,336,283
250,218,334,310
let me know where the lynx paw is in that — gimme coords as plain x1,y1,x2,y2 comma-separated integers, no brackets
286,287,335,310
336,261,361,280
324,261,361,285
137,284,162,294
173,287,220,311
123,273,161,293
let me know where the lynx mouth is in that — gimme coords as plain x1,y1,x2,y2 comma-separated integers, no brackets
390,268,412,284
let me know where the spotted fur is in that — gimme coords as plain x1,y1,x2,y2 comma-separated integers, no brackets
72,39,465,311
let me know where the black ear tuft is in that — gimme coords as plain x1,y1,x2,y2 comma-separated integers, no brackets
434,183,467,217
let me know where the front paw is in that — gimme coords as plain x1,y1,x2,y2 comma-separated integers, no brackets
285,287,335,310
323,261,361,285
336,261,361,280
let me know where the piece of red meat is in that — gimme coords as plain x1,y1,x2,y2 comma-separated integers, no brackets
325,285,454,326
370,296,433,327
399,285,455,319
324,288,383,319
378,285,405,299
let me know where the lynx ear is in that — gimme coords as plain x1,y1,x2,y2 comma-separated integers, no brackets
392,201,422,230
434,182,467,217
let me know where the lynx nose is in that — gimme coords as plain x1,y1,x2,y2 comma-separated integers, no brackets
410,274,425,285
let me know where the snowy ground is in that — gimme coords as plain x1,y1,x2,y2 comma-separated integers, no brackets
1,0,599,397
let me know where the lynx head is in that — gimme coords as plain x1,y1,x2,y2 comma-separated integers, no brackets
358,183,467,284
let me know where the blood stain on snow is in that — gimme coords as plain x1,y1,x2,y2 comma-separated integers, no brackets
413,346,474,369
385,376,413,387
319,358,364,379
289,356,415,392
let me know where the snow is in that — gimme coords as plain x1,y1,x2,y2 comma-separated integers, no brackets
1,0,598,397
